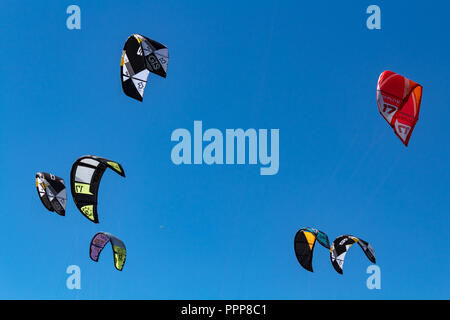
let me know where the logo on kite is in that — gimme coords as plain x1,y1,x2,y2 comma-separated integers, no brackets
148,55,161,70
70,155,125,223
294,228,330,272
376,71,423,146
89,232,127,271
330,235,376,274
35,172,67,216
121,34,169,102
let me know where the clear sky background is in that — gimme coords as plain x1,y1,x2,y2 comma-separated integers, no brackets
0,0,449,299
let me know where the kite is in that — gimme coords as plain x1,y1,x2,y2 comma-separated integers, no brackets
330,235,376,274
121,34,169,101
70,155,125,223
35,172,67,216
89,232,127,271
294,227,330,272
376,70,423,146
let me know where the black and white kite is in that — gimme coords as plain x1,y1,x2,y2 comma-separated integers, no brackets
330,235,376,274
120,34,169,101
35,172,67,216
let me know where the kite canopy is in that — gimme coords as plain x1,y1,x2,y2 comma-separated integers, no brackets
35,172,67,216
89,232,127,271
376,70,423,146
121,34,169,101
330,235,376,274
70,155,125,223
294,228,330,272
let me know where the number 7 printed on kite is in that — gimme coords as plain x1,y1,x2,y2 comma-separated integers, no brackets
376,71,423,146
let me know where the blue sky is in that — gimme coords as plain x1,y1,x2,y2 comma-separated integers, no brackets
0,0,449,299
